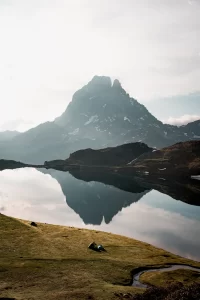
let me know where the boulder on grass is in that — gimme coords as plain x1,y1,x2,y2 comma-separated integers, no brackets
88,242,100,252
30,221,37,227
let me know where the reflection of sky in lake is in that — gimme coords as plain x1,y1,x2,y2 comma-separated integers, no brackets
0,168,200,262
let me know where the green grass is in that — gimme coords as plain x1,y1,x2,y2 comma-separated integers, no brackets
0,214,200,300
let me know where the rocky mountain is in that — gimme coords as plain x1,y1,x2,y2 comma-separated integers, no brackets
179,120,200,139
0,75,199,164
55,76,198,149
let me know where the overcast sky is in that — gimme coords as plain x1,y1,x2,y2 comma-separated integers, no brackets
0,0,200,131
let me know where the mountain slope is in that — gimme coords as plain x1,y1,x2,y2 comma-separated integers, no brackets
179,120,200,138
0,75,199,163
132,140,200,177
0,130,20,141
55,76,194,149
1,214,199,300
65,142,152,166
0,122,70,163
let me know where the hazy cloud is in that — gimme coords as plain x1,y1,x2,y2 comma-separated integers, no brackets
0,0,199,130
164,114,200,125
188,0,200,5
0,119,36,132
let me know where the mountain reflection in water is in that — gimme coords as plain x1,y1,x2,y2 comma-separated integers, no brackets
0,167,200,261
44,169,200,225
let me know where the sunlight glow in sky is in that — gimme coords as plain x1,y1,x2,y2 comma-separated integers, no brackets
0,0,200,131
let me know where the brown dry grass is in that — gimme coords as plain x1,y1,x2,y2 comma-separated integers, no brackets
0,214,200,300
140,269,200,287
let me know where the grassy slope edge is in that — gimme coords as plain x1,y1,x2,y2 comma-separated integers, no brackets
0,214,200,300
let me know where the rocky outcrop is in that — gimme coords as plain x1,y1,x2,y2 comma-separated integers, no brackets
66,142,152,166
132,140,200,178
112,78,122,89
89,75,112,88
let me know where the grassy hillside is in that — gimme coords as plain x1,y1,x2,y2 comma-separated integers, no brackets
133,140,200,177
0,214,200,300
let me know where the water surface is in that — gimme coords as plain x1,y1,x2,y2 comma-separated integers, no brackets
0,168,200,261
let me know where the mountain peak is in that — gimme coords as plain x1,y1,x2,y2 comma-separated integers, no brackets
112,79,122,88
89,75,112,88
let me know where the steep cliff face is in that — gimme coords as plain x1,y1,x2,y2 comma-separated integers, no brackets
55,76,174,148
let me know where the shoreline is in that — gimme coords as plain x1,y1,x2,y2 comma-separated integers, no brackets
1,214,200,299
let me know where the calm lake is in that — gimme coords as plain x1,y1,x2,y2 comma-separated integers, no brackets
0,168,200,261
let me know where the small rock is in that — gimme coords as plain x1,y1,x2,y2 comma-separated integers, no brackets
30,221,37,227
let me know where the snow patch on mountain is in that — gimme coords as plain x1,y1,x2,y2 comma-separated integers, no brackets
84,115,99,125
80,113,88,117
69,128,79,135
127,158,137,165
124,117,131,123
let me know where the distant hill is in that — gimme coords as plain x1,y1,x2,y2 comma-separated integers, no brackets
132,140,200,178
0,130,20,141
0,76,199,163
65,142,152,166
45,140,200,179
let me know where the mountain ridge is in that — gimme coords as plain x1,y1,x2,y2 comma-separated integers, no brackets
0,75,199,163
0,130,20,141
44,140,200,179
